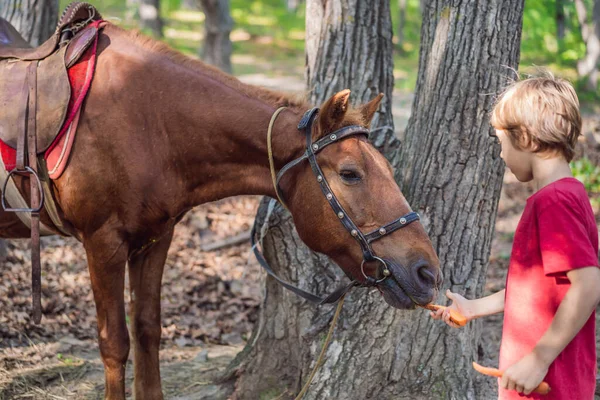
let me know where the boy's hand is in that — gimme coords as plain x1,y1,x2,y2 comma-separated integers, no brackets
429,289,473,328
501,352,549,395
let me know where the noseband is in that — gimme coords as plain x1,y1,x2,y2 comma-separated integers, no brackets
252,107,420,304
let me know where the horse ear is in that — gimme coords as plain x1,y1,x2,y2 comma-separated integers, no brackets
360,93,384,127
317,89,351,136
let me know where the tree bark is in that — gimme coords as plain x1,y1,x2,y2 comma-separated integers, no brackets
139,0,163,38
575,0,600,90
0,0,58,46
229,0,523,399
394,1,523,396
397,0,407,52
199,0,233,74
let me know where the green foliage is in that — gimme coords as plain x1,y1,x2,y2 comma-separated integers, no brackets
571,158,600,207
390,0,423,91
56,353,78,365
230,0,305,40
56,1,598,99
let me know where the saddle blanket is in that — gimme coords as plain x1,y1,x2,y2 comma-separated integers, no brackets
0,20,102,179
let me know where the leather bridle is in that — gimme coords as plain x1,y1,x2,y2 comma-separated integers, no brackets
251,107,420,304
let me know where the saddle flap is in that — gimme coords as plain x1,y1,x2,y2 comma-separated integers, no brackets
0,60,29,146
0,46,70,152
65,26,97,68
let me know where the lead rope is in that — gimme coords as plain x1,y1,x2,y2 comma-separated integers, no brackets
294,294,345,400
267,108,346,400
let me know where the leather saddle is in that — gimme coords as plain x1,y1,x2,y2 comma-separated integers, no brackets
0,2,102,153
0,2,102,324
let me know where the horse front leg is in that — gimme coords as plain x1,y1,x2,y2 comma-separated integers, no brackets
128,228,173,400
85,234,130,400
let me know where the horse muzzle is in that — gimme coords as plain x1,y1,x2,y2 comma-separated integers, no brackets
374,258,440,309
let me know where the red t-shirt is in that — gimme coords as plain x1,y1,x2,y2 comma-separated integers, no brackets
499,177,599,400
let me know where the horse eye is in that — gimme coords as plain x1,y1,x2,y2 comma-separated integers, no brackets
340,170,361,183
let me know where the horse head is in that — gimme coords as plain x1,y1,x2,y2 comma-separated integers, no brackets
277,90,441,309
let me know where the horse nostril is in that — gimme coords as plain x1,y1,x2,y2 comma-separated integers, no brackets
415,264,437,287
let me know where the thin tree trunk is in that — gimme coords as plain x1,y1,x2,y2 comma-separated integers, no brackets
286,0,302,12
397,0,407,52
229,0,523,398
199,0,233,74
181,0,198,10
576,0,600,90
557,0,566,41
139,0,163,38
0,0,58,46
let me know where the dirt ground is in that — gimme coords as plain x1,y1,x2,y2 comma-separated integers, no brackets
0,74,599,399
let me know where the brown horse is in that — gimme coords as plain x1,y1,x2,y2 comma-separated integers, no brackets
0,23,441,399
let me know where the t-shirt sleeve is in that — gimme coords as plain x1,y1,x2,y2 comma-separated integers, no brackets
538,198,599,276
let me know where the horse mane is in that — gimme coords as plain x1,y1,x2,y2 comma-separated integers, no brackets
110,24,365,124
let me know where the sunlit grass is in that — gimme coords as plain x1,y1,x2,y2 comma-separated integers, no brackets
169,10,204,23
164,27,202,42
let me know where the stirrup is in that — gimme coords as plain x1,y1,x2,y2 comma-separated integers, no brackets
1,166,45,212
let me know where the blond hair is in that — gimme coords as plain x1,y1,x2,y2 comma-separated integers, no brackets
490,73,581,162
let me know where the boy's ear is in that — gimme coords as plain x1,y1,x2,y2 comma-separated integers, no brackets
360,93,384,126
317,89,351,138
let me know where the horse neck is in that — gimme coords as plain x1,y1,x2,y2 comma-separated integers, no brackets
148,54,308,209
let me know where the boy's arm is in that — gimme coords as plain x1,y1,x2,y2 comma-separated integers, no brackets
468,289,505,319
502,266,600,395
432,289,505,327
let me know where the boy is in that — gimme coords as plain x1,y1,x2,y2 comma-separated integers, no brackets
432,75,600,399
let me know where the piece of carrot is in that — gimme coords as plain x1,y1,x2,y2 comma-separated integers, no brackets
472,362,551,395
422,304,468,327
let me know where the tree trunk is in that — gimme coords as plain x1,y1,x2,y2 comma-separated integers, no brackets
228,0,523,399
181,0,199,11
394,0,523,396
199,0,233,74
0,0,58,46
556,0,566,41
397,0,407,52
139,0,163,38
576,0,600,90
286,0,303,12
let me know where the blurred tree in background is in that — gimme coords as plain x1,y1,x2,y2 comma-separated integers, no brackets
198,0,233,73
140,0,163,37
1,0,58,46
575,0,599,91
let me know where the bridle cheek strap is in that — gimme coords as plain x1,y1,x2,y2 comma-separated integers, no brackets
258,106,420,304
